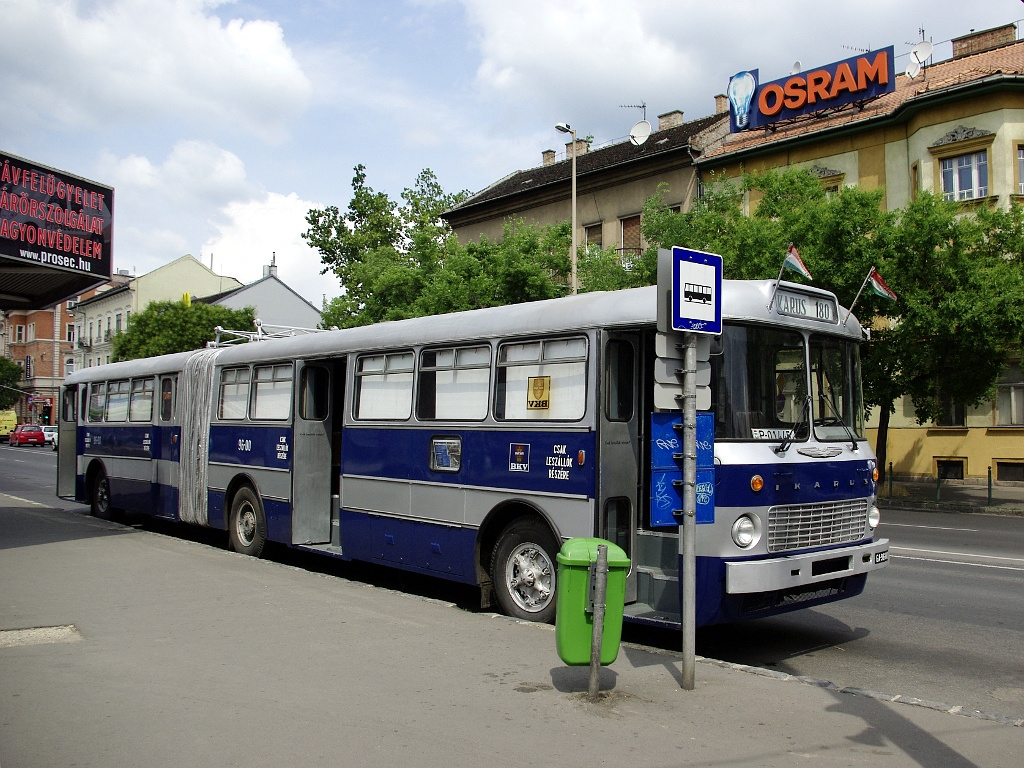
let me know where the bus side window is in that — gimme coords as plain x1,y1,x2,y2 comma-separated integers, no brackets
218,367,251,420
417,345,490,421
251,363,293,421
63,386,77,423
129,378,155,422
300,366,330,421
495,337,587,421
105,380,130,422
88,383,106,422
354,352,413,420
160,377,174,422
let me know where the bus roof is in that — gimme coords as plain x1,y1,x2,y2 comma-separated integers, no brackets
65,280,863,383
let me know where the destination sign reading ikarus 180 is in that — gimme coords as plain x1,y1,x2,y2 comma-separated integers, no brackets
774,290,838,324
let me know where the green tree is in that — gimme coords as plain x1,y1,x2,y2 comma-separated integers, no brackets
112,301,256,361
307,167,567,328
642,169,1024,476
0,357,24,409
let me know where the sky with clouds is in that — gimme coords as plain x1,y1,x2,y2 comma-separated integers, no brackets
2,0,1020,308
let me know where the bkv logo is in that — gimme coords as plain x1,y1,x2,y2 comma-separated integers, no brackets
509,443,530,472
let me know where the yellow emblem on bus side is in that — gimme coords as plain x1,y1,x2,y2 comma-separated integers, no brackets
527,376,551,410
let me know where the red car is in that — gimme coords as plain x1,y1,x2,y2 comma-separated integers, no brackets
9,424,46,447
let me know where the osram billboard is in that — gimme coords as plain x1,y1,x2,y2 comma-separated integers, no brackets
728,47,895,133
0,151,113,281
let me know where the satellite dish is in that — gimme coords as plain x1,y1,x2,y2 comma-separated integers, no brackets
790,60,802,75
629,120,652,146
905,59,921,79
910,40,933,64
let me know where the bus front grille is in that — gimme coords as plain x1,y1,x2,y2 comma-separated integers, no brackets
767,499,869,553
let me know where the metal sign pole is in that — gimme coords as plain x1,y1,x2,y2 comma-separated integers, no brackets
680,333,697,690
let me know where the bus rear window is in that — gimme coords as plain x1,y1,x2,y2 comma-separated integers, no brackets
355,352,413,420
495,337,587,421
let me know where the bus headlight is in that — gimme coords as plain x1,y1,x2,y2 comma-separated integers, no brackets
867,506,880,530
731,514,760,549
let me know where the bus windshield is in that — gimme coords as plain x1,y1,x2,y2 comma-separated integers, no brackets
712,325,808,441
810,334,864,440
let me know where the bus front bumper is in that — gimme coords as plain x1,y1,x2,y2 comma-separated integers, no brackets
725,538,890,594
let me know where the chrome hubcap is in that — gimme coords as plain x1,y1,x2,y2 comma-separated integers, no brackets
505,542,554,613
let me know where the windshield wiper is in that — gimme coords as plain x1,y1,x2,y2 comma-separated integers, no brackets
817,394,859,452
776,397,810,454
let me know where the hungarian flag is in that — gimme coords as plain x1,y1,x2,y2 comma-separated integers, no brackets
782,244,812,280
866,267,897,301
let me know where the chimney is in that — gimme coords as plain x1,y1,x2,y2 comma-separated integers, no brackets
263,252,278,278
657,110,684,131
566,139,589,156
715,94,729,114
542,149,556,166
952,23,1017,59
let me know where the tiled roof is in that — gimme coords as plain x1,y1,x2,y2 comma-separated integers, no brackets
701,39,1024,162
447,113,726,214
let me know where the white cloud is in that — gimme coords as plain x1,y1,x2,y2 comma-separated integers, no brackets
202,192,339,310
0,0,311,143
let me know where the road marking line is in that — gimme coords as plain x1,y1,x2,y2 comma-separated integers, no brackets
892,546,1024,563
892,555,1024,573
0,625,82,648
0,492,48,507
882,522,979,532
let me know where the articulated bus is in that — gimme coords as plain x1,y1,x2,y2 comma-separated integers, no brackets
57,280,889,627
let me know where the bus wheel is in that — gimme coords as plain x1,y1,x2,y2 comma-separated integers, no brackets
228,487,266,557
90,472,114,520
491,519,558,623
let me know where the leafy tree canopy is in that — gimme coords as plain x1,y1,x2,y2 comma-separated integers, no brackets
0,356,24,409
112,301,256,361
306,166,571,328
641,169,1024,471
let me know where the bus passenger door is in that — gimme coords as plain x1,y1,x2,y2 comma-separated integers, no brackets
291,361,333,545
57,385,78,499
598,332,641,604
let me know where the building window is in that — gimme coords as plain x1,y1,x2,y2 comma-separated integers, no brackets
64,359,75,377
27,323,35,342
1018,146,1024,195
15,325,24,343
620,215,641,257
66,324,75,343
115,313,122,334
88,322,93,344
935,391,965,427
584,223,602,250
996,364,1024,426
940,152,988,201
911,161,919,202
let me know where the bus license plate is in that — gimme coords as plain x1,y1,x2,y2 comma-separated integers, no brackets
874,550,889,564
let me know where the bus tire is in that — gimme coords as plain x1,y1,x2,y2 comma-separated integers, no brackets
491,519,559,623
228,486,266,558
90,471,115,520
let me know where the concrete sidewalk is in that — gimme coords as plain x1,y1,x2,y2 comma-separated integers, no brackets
878,478,1024,515
2,498,1022,767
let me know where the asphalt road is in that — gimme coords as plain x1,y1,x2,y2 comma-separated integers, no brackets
4,443,1024,724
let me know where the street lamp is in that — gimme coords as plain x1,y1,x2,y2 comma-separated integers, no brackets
555,122,578,294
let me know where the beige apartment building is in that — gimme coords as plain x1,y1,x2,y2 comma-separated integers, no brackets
443,23,1024,482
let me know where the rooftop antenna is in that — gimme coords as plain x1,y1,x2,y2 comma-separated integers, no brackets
620,102,647,121
841,44,870,54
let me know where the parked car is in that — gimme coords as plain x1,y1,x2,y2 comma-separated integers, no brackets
52,429,59,451
9,424,46,447
41,425,58,445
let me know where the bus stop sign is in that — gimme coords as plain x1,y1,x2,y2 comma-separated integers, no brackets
670,247,722,335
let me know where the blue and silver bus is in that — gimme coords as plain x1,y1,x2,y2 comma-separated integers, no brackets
57,279,889,627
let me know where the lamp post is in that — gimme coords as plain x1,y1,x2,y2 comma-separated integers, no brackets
555,122,578,294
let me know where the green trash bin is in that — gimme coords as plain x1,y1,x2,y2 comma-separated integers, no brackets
555,538,630,666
